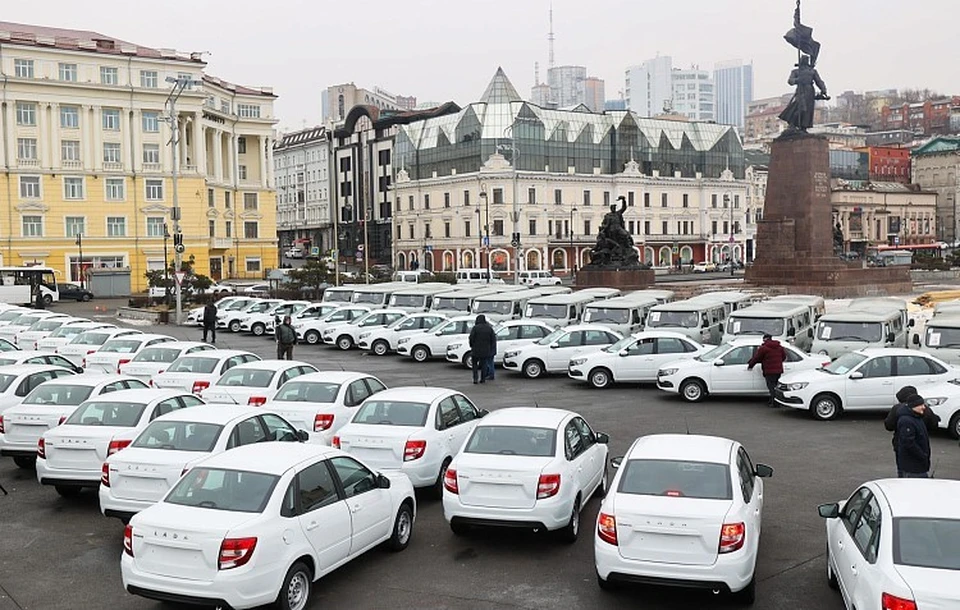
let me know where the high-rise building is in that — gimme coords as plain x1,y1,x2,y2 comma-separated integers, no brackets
625,56,673,117
547,65,587,108
671,66,715,122
274,127,332,253
321,83,416,123
714,60,754,129
583,77,605,112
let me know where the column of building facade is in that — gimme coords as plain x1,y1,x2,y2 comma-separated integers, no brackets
192,112,206,175
1,102,14,169
212,129,223,182
130,108,143,174
261,136,270,188
91,105,103,173
226,132,236,185
46,102,59,171
120,108,133,173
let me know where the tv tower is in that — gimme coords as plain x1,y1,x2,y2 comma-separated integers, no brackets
548,3,555,68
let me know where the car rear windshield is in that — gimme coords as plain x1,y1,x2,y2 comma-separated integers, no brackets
216,368,275,388
274,381,340,403
99,339,144,354
51,326,92,338
23,384,94,405
0,373,17,393
71,332,112,346
165,468,279,513
132,347,182,363
0,311,25,322
352,401,428,427
31,320,66,332
0,358,19,366
894,517,960,570
168,356,218,374
618,459,732,500
66,401,147,427
133,421,223,452
13,315,42,327
464,425,557,457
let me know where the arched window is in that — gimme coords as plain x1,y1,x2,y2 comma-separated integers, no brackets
680,246,693,264
552,249,566,270
526,250,541,271
644,247,655,264
462,251,474,268
491,250,509,271
658,246,671,267
443,251,454,271
396,252,406,270
423,252,434,271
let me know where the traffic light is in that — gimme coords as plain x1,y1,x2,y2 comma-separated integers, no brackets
173,232,185,254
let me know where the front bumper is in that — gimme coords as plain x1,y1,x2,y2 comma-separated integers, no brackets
502,359,520,371
774,388,808,409
656,376,679,392
568,366,585,379
397,344,411,355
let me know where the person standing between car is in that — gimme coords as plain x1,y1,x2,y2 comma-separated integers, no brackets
747,333,787,407
886,386,939,476
468,314,497,384
202,302,218,344
896,395,932,478
276,315,297,360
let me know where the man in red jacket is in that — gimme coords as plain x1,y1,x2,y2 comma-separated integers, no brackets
748,334,787,407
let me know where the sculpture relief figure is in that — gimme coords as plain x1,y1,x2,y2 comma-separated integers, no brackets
779,1,830,132
586,196,640,268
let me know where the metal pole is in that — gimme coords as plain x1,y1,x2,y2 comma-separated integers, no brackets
730,192,735,277
163,224,170,306
486,191,491,283
76,234,83,290
512,145,521,285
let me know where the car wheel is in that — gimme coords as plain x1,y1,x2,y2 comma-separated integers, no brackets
434,458,452,499
229,320,241,333
522,359,545,379
450,521,470,536
597,571,617,592
557,496,580,543
826,544,839,590
55,485,81,498
372,340,390,356
462,352,474,370
589,367,613,389
81,294,92,302
811,394,842,421
336,335,353,351
679,378,707,403
42,294,53,305
411,345,430,363
304,330,321,345
735,576,756,605
387,502,414,551
252,323,266,337
275,561,312,610
949,413,960,440
13,456,35,469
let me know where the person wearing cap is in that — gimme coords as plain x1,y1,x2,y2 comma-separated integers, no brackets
895,394,932,478
747,333,787,407
275,315,297,360
468,314,497,384
886,385,940,476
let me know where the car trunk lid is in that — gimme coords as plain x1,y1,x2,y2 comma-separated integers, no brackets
613,495,729,565
894,566,960,609
109,449,198,502
337,424,414,470
3,405,74,446
45,426,124,473
456,454,553,510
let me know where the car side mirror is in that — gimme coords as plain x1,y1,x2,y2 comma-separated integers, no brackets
378,474,392,489
550,343,560,349
818,502,840,519
296,430,309,442
713,359,725,367
619,349,629,357
595,432,610,444
477,408,489,418
73,365,83,374
912,335,920,346
850,371,864,380
754,464,774,478
611,456,623,469
807,328,814,338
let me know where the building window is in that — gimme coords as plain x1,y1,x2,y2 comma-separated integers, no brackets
554,189,562,205
444,192,450,208
17,138,38,160
603,191,611,206
408,195,414,211
106,216,126,237
734,195,740,208
244,221,259,239
723,221,729,235
225,192,231,209
225,221,232,238
644,221,650,235
64,177,84,199
464,220,471,237
493,220,504,236
712,194,718,208
712,220,718,235
584,220,592,235
583,190,591,206
65,216,86,237
424,194,430,209
528,188,537,204
339,157,351,172
529,219,537,235
237,137,247,154
100,66,118,85
408,224,415,239
244,193,258,211
493,188,504,204
60,106,80,129
19,176,41,199
14,59,34,78
145,179,164,201
237,104,261,118
221,100,231,114
61,140,81,162
103,142,122,164
59,63,78,82
16,102,36,126
661,193,668,208
378,149,390,166
142,111,159,132
644,192,650,208
146,217,165,237
102,108,121,131
22,215,43,237
238,165,248,180
424,223,432,239
143,144,160,165
396,224,402,240
683,193,689,208
105,178,125,201
207,188,215,207
209,220,216,238
661,221,668,234
245,257,262,273
628,192,635,206
140,70,158,88
463,190,470,206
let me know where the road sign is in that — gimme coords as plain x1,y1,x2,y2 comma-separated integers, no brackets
511,239,520,248
357,244,364,252
672,246,679,253
425,245,433,252
310,246,320,256
174,272,186,286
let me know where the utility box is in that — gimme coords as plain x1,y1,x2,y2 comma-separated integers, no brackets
86,267,132,297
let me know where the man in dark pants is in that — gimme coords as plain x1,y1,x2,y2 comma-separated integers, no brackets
468,314,497,384
747,334,787,407
202,302,218,344
886,386,940,477
896,396,932,478
276,316,297,360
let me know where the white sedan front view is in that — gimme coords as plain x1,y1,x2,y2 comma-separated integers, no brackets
321,309,407,350
502,324,622,379
568,331,707,389
358,312,448,356
443,407,609,542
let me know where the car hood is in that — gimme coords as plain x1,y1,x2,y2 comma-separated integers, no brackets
778,368,830,385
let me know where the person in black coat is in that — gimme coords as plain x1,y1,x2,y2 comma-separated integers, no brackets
202,302,218,344
896,398,932,478
885,385,940,476
468,314,497,384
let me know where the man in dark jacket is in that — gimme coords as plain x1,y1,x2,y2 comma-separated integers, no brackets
886,386,940,476
202,302,218,344
896,397,932,478
468,314,497,384
747,334,787,407
276,316,297,360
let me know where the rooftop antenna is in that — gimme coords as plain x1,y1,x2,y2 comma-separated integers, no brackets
548,3,555,69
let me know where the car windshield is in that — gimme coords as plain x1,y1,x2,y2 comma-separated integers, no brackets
604,335,638,353
12,315,42,327
695,343,734,362
66,401,147,427
323,289,353,303
274,381,340,403
30,320,66,332
894,517,960,570
320,309,354,323
926,326,960,349
728,316,784,336
618,459,732,500
23,384,94,405
99,339,144,354
352,400,429,427
464,425,557,457
647,310,699,328
434,297,470,311
392,295,425,308
536,328,566,346
167,356,219,374
0,373,18,393
226,300,252,311
132,347,182,363
584,308,630,324
353,293,385,305
823,352,868,375
526,303,568,320
69,332,112,346
387,316,413,329
247,303,272,313
133,421,223,452
0,311,26,322
216,368,275,388
475,301,513,315
165,468,279,513
818,321,882,342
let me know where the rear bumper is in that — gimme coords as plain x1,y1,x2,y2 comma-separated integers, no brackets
443,493,572,531
127,585,234,609
0,441,38,458
36,459,101,487
99,487,157,517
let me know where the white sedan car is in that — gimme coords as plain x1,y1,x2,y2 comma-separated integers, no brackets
56,328,143,366
443,407,609,542
16,317,89,348
152,350,261,393
296,305,372,345
0,364,77,415
919,378,960,439
240,300,310,336
503,325,622,379
217,299,273,332
100,405,307,521
36,389,205,497
358,312,448,356
656,337,831,403
121,443,416,610
35,321,115,352
446,320,554,368
198,360,319,406
322,309,408,350
397,315,478,363
185,296,245,326
260,372,388,445
818,479,960,610
776,349,955,421
335,387,486,493
568,331,707,388
0,350,84,373
84,334,176,374
0,311,67,342
118,341,215,382
595,434,773,603
0,375,147,468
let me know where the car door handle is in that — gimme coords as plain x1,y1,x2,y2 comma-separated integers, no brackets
850,565,858,576
351,504,363,513
305,521,319,531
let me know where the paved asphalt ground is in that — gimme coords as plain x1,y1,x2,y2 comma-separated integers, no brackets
2,298,959,610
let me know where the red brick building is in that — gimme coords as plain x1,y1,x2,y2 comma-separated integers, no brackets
866,146,911,183
881,97,960,135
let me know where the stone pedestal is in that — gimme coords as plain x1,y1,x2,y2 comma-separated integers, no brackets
746,133,911,298
576,267,655,290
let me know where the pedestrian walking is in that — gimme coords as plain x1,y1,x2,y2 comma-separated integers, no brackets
885,385,940,476
276,315,297,360
202,302,218,344
468,314,497,384
747,334,787,407
895,394,932,479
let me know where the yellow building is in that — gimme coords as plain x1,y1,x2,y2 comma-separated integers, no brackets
0,22,278,292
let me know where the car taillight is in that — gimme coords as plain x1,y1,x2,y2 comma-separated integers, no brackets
116,359,131,374
192,380,210,395
537,474,561,499
248,396,267,406
157,370,164,375
597,512,618,545
107,439,131,456
123,524,134,557
58,416,67,425
882,593,918,610
148,379,153,387
101,462,111,487
403,439,426,461
332,436,340,448
87,349,97,354
37,437,46,459
443,468,459,494
314,414,334,432
719,522,745,554
218,537,257,570
0,415,4,434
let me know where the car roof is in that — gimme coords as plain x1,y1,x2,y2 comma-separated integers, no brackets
285,371,372,384
29,373,139,387
556,324,619,333
105,333,173,342
480,407,573,427
367,386,453,402
197,442,341,475
857,348,931,357
229,359,312,371
633,330,697,341
819,310,902,322
0,364,75,376
627,434,735,464
82,388,186,402
142,341,210,349
499,319,551,327
153,404,263,424
874,479,960,519
175,349,256,359
731,302,809,316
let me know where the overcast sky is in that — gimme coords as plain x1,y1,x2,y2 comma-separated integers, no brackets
5,0,958,130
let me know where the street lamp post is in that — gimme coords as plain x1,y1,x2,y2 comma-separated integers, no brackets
163,223,170,306
724,193,735,277
569,206,577,274
75,233,84,290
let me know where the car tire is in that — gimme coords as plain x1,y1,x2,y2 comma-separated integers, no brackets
589,367,613,389
274,561,312,610
735,576,756,605
596,571,617,592
252,323,266,337
949,413,960,440
229,320,241,333
81,294,92,302
13,456,35,469
522,359,545,379
55,485,81,498
679,378,707,403
336,335,353,351
462,352,474,370
42,294,53,305
434,458,452,499
811,394,842,421
304,330,321,345
372,340,390,356
450,521,470,536
387,502,414,552
557,496,581,543
411,345,430,363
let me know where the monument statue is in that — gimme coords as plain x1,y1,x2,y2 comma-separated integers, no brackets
586,196,641,268
778,0,830,131
833,222,844,255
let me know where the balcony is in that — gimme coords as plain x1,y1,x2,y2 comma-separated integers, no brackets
62,160,82,169
17,158,39,168
103,162,124,171
210,238,233,250
143,163,162,172
181,164,197,173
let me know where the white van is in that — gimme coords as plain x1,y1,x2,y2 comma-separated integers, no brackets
349,283,408,307
321,286,355,304
645,298,728,345
523,292,603,327
517,270,561,286
812,304,910,359
695,291,766,317
723,302,815,352
582,293,661,336
630,289,675,305
576,287,622,300
455,268,504,284
766,294,826,322
917,314,960,365
471,290,544,323
430,286,503,316
932,300,960,318
387,283,456,312
392,270,435,283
